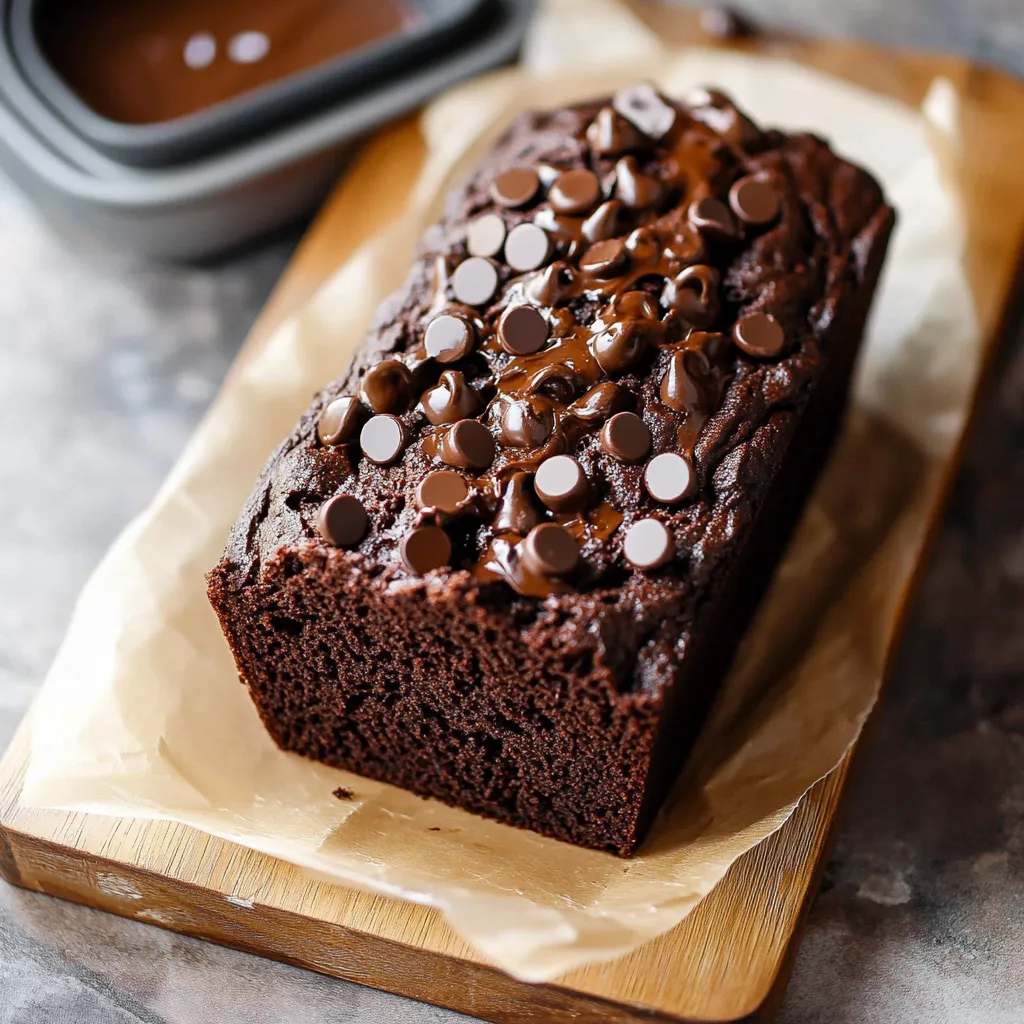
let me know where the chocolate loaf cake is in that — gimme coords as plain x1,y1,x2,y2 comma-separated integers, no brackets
208,84,894,857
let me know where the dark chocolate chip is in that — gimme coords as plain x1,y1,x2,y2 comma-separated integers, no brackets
700,5,755,39
623,518,673,569
452,257,499,306
613,82,677,140
566,381,631,425
521,523,580,577
662,265,721,329
615,156,662,210
733,311,785,358
499,395,556,448
316,495,368,548
317,395,363,446
534,454,588,512
525,363,578,402
359,414,406,464
467,213,507,258
644,452,697,503
359,359,413,414
419,370,484,425
548,169,600,215
491,167,541,209
504,223,551,272
729,175,780,225
687,197,739,240
624,226,660,264
498,304,549,355
441,418,496,470
400,525,452,574
579,238,629,279
582,200,625,243
610,291,660,321
586,106,648,156
589,320,648,374
494,472,541,534
416,470,470,513
424,312,476,363
600,412,651,463
661,350,708,413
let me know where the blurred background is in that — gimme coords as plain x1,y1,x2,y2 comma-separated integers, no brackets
1,1,1023,1021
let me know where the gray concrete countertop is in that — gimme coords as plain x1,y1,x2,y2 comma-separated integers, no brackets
2,5,1023,1021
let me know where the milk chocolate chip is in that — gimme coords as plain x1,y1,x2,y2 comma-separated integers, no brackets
400,526,452,575
416,470,470,513
590,320,648,374
613,82,677,140
582,199,625,243
525,364,578,402
687,197,738,240
623,518,673,569
528,261,577,306
601,412,651,463
317,395,363,446
586,106,647,156
424,312,476,363
663,265,721,329
615,156,662,210
452,257,499,307
466,212,507,258
729,175,780,225
566,381,631,425
733,311,785,358
644,452,697,503
499,396,556,448
360,414,406,465
549,169,600,215
521,523,580,577
491,167,540,209
494,472,541,534
504,222,551,272
661,350,708,413
317,495,368,548
359,359,413,414
419,370,483,426
579,238,629,279
535,455,588,512
441,418,496,470
498,304,549,356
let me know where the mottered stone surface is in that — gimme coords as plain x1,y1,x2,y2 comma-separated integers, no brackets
2,2,1024,1016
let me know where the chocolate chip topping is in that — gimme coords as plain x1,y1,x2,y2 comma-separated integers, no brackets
615,156,662,210
622,517,672,570
661,350,707,413
400,525,451,574
613,82,677,140
729,175,780,225
600,411,651,463
548,169,600,215
317,494,368,548
644,452,697,504
452,257,498,306
521,523,580,577
499,395,556,447
586,106,647,156
688,197,739,239
733,311,785,358
420,369,483,425
566,381,630,425
590,320,648,374
359,359,412,414
466,212,507,258
317,395,363,446
498,304,549,355
441,418,496,470
490,167,540,209
534,455,588,512
424,312,476,363
504,222,551,272
581,199,625,243
663,264,721,328
494,471,541,534
360,414,406,464
579,238,629,278
416,470,470,513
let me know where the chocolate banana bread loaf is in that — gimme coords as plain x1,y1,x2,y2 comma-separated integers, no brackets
208,84,894,857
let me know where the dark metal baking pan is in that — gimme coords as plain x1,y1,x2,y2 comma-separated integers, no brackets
0,0,533,260
8,0,496,168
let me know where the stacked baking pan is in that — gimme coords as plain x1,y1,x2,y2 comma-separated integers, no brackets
0,0,533,259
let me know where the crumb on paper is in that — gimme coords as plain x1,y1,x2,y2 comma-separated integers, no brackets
333,786,354,801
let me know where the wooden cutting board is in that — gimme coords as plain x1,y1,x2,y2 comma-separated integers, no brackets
2,7,1023,1022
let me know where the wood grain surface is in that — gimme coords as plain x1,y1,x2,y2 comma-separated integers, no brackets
3,8,1024,1023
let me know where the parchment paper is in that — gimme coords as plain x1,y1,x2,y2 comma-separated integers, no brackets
20,0,980,982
